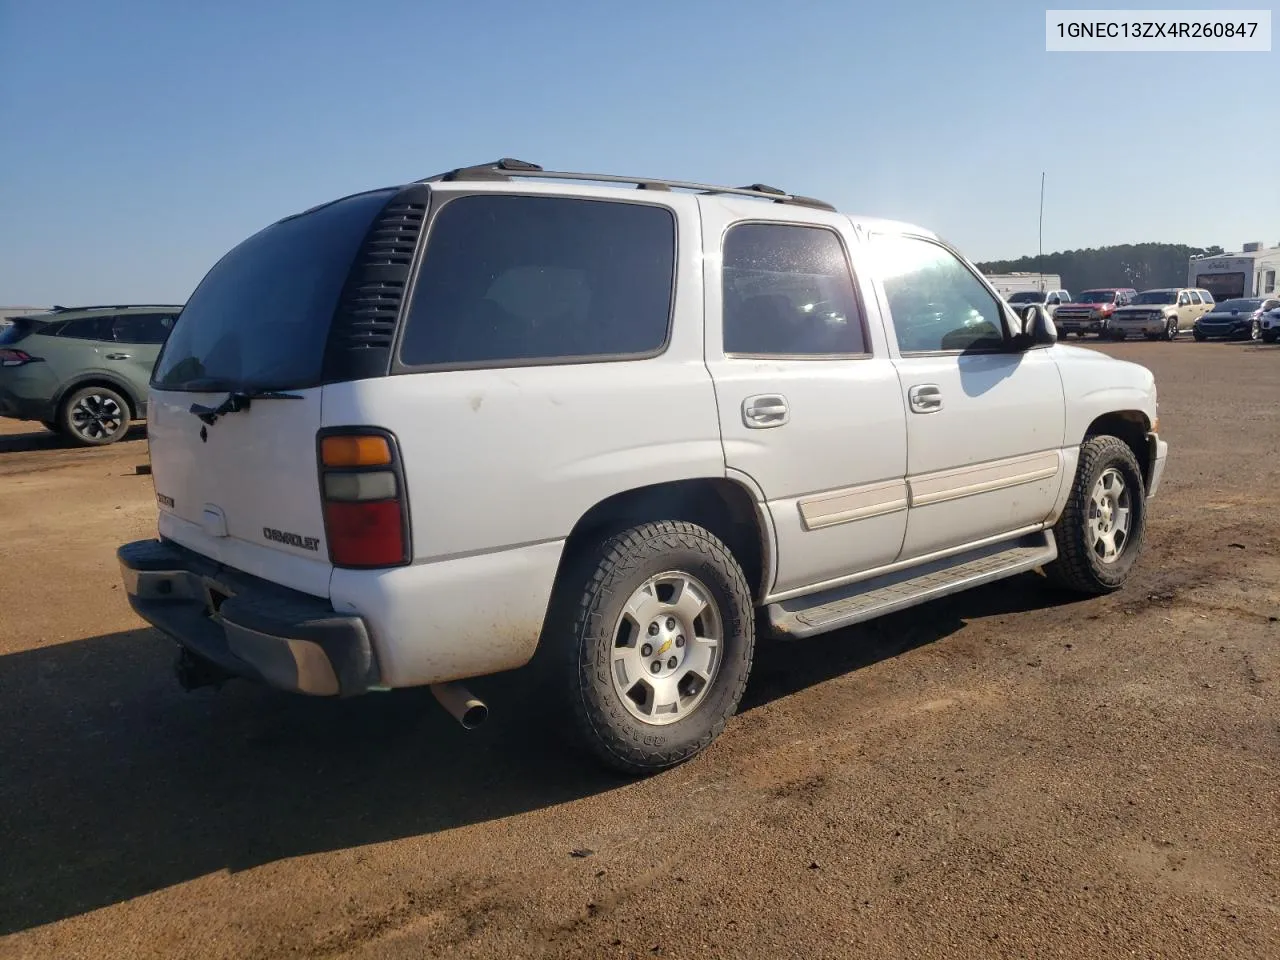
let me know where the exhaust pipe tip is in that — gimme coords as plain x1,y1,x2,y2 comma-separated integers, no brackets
430,681,488,730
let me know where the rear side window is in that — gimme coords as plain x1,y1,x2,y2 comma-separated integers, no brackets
721,223,866,356
399,195,675,367
153,189,396,391
56,316,114,340
113,313,177,344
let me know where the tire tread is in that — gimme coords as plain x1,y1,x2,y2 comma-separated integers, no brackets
554,520,755,776
1044,435,1146,595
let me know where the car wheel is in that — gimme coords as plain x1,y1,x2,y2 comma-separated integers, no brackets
548,520,755,775
1044,435,1147,596
60,385,132,446
1165,317,1178,341
1250,319,1261,341
1193,330,1207,342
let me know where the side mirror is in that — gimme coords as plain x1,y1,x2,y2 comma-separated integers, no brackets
1012,304,1057,349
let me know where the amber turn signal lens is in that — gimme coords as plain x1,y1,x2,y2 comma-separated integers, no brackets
320,435,392,467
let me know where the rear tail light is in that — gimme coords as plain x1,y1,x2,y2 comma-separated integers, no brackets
0,349,40,367
318,429,410,568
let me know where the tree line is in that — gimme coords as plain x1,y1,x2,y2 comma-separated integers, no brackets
976,243,1225,293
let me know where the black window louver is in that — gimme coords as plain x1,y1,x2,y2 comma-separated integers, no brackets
321,185,431,383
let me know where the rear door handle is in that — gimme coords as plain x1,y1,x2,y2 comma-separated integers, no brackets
105,353,131,360
908,384,943,413
743,394,789,428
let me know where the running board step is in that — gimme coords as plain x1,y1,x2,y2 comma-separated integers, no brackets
767,532,1057,639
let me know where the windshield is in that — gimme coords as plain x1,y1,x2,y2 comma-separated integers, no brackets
1215,299,1261,312
153,189,396,392
1006,291,1046,303
1131,291,1178,305
1075,290,1117,304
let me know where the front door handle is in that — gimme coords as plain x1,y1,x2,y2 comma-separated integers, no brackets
743,394,789,428
908,384,943,413
105,353,132,360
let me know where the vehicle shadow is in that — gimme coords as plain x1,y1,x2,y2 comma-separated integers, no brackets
0,573,1078,934
0,422,147,454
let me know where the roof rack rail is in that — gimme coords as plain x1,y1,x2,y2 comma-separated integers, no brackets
48,303,185,313
417,158,837,212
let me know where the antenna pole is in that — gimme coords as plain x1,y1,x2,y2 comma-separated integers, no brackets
1038,171,1045,290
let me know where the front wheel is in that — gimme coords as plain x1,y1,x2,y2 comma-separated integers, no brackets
1044,435,1147,595
549,520,755,775
1165,317,1178,341
1249,319,1261,341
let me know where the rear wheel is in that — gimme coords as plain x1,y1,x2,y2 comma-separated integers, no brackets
60,385,131,446
548,520,755,775
1044,435,1146,595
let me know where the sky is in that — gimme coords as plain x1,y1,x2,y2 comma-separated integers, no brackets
0,0,1276,305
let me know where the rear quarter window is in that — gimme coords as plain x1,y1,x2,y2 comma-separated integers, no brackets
398,195,676,368
55,316,115,340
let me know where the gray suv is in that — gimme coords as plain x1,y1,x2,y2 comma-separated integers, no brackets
0,304,183,445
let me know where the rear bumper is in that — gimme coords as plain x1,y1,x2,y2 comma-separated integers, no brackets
1147,433,1168,500
118,538,379,696
0,386,55,422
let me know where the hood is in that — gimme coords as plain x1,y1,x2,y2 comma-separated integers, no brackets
1059,299,1117,311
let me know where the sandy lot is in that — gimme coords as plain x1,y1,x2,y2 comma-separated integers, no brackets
1,340,1277,960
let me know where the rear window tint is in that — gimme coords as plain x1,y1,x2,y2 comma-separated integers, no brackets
399,195,675,367
56,316,114,340
153,189,395,391
722,223,867,356
114,313,177,344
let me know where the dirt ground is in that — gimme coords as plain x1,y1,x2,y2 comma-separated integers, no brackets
0,340,1277,960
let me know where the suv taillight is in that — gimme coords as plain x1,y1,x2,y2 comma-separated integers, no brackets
318,430,410,568
0,349,39,367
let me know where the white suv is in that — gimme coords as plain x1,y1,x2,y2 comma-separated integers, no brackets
118,159,1169,774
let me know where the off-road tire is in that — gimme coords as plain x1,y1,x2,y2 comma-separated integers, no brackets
1044,435,1147,595
548,520,755,776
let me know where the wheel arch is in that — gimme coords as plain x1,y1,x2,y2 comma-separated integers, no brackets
554,477,772,603
53,374,144,420
1084,410,1152,491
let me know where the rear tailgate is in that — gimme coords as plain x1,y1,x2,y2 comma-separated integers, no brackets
148,387,331,597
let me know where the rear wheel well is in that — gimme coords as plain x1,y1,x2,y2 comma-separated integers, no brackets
558,479,769,601
57,379,139,420
1085,411,1150,487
